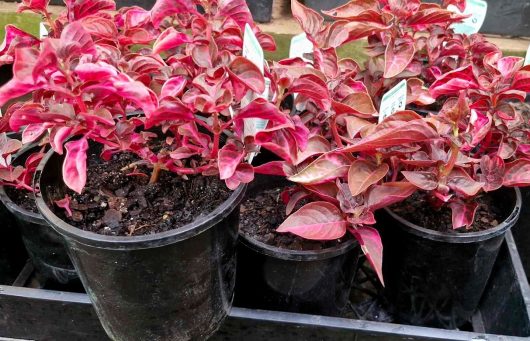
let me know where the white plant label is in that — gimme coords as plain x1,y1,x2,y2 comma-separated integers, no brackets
289,33,313,62
448,0,487,35
379,79,407,123
525,43,530,66
241,24,268,138
39,22,48,39
242,23,264,74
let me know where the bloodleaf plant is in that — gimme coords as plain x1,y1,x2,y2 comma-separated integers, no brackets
396,52,530,229
0,0,292,209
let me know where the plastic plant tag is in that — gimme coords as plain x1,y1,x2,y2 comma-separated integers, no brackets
242,23,264,74
525,44,530,66
241,24,268,137
289,33,313,62
448,0,487,35
379,79,407,123
39,22,49,39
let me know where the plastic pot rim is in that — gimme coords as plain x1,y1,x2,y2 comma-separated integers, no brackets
34,147,247,251
382,187,522,243
238,232,358,261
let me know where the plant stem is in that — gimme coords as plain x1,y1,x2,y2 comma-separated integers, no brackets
149,164,161,184
331,115,344,148
211,113,220,158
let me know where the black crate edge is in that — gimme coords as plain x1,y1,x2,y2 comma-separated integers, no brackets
1,232,530,340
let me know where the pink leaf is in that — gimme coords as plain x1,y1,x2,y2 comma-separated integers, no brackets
504,159,530,187
285,188,310,215
150,0,196,28
348,160,389,196
479,155,504,192
160,76,187,99
218,142,245,180
50,126,74,155
288,152,350,185
277,201,347,240
288,74,331,111
401,171,438,191
384,39,415,79
429,65,479,99
367,182,417,211
340,119,439,153
66,0,115,21
18,0,49,13
225,163,254,190
291,0,324,39
449,201,478,229
63,137,88,194
351,226,384,285
0,25,40,64
228,56,265,94
55,195,73,217
145,99,193,129
253,161,292,176
447,168,483,197
22,124,46,144
75,61,118,81
153,27,190,54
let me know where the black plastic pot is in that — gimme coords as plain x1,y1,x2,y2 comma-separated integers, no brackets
377,187,522,329
0,199,26,283
304,0,349,13
0,149,76,285
246,0,273,23
513,187,530,279
235,177,360,316
35,148,246,341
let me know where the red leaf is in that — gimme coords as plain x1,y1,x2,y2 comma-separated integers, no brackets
253,161,292,176
228,56,265,94
277,202,347,240
342,92,377,117
0,25,40,65
18,0,49,13
66,0,115,21
449,201,478,229
348,160,389,196
367,182,417,210
22,124,46,144
504,159,530,187
0,133,22,155
429,65,479,99
150,0,196,28
340,119,438,153
55,195,73,217
218,142,245,180
296,135,330,165
225,163,254,190
384,39,415,79
479,155,504,192
291,0,324,40
447,168,483,197
234,98,290,133
145,99,193,129
63,137,89,194
287,74,331,111
152,27,190,54
160,76,187,99
351,226,384,285
288,152,350,185
401,171,438,191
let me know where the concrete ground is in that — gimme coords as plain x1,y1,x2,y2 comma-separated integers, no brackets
0,0,528,53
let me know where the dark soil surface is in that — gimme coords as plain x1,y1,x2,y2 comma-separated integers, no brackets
391,191,507,233
54,151,231,236
5,187,38,213
240,187,346,251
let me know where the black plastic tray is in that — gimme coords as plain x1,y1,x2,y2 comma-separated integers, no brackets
1,231,530,340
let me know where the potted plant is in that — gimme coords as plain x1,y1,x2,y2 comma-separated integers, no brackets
0,0,281,339
234,0,443,316
314,0,530,328
373,52,530,328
